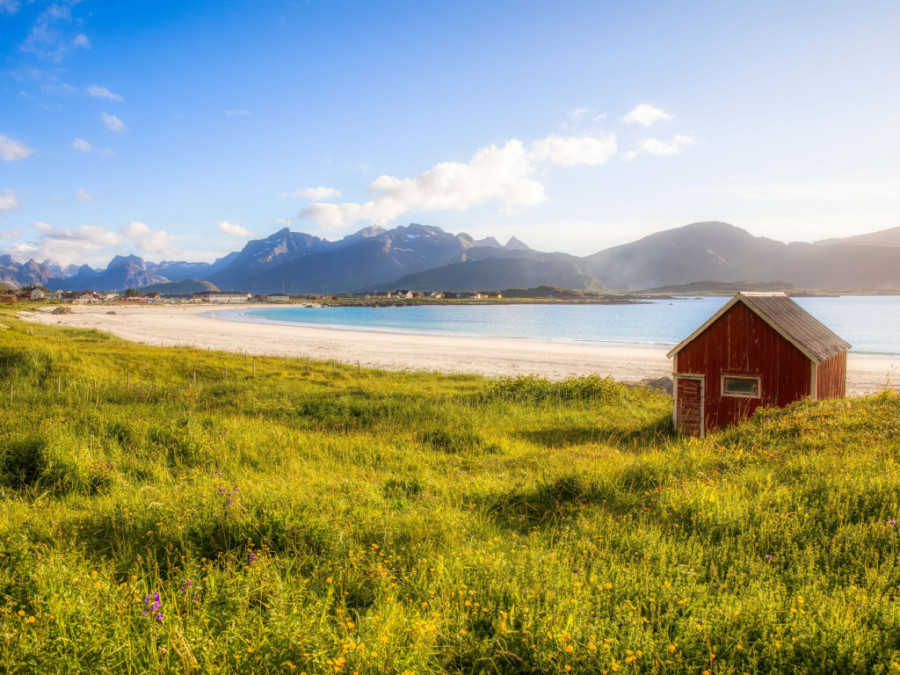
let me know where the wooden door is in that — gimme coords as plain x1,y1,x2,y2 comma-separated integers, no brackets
675,376,704,437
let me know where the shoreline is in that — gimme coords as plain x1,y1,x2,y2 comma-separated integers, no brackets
211,308,677,350
22,303,900,395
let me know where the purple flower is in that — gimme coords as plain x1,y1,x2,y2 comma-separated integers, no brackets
889,520,897,526
765,554,774,561
144,592,162,611
155,613,164,622
572,568,579,574
248,551,258,564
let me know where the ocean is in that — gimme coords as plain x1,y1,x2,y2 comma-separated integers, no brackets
214,295,900,356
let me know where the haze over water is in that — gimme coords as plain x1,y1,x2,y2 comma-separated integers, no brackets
222,296,900,356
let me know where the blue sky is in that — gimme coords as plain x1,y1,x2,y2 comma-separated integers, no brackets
1,0,899,266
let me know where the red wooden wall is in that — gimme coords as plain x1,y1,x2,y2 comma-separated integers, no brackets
817,351,847,399
675,302,813,432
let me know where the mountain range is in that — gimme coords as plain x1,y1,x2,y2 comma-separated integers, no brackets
3,221,900,293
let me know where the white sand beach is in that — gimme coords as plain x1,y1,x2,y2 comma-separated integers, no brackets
23,304,899,395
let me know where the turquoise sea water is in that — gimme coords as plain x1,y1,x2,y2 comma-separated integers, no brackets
212,296,900,356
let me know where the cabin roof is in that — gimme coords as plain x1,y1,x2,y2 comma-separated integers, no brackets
667,292,851,363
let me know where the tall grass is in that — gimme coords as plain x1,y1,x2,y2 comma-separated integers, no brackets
0,311,899,672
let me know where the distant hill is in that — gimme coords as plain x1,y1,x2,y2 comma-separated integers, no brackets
220,224,502,294
0,255,57,289
148,253,238,282
582,221,900,290
138,279,219,295
49,255,169,292
386,254,604,292
644,281,795,294
5,219,900,293
500,285,601,299
815,226,900,247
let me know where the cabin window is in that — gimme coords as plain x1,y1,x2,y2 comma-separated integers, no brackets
721,375,760,398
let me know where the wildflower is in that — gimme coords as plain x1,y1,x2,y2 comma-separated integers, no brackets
889,520,897,526
765,554,774,561
248,551,258,564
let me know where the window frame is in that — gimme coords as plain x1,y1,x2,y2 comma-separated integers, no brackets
720,374,762,399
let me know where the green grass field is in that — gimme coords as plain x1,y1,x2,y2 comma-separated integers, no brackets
1,310,899,673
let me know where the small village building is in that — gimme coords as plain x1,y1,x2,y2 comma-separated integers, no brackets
191,291,251,303
263,294,291,303
667,292,850,437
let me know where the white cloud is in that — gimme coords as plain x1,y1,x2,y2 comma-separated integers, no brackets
300,132,618,230
100,112,126,133
21,222,121,266
225,109,251,116
0,134,34,161
569,107,589,121
529,134,617,167
630,134,695,157
282,186,342,200
121,222,176,255
274,218,293,227
0,190,20,212
87,85,123,102
0,229,21,241
217,220,252,237
623,104,674,127
76,188,94,203
72,137,92,153
21,4,86,61
0,0,20,15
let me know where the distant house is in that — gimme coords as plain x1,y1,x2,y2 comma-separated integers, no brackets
373,291,393,299
427,291,444,299
442,292,458,300
668,292,850,437
394,289,413,299
28,288,47,300
63,291,97,304
192,291,251,303
263,294,291,303
0,292,17,304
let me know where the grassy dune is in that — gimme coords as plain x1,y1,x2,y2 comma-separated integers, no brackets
1,310,900,673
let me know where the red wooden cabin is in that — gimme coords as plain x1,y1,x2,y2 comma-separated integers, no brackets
668,292,850,436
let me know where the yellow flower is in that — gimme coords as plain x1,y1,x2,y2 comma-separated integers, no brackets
668,644,676,653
